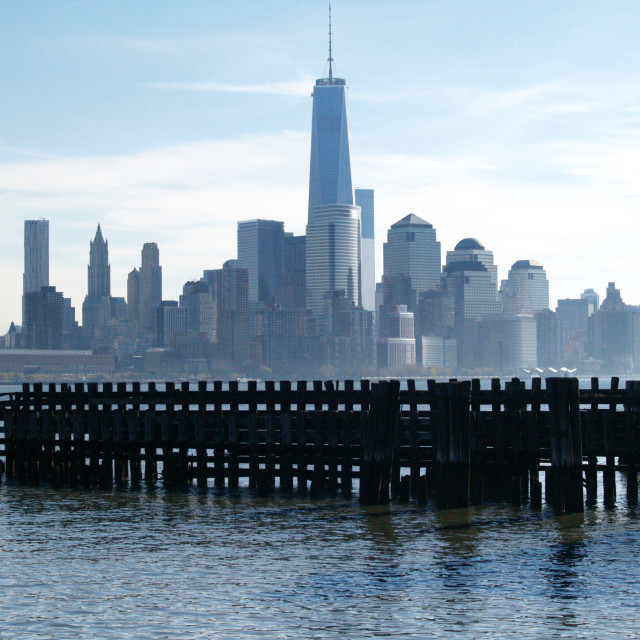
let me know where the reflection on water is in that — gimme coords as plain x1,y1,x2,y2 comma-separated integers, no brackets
1,485,639,639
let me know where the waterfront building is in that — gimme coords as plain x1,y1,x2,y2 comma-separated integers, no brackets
179,280,216,342
237,219,284,304
377,304,416,369
277,233,306,310
556,297,591,335
421,335,457,371
535,309,566,368
588,282,640,372
139,243,162,333
500,259,549,315
305,23,361,332
355,188,375,311
23,286,65,350
214,259,250,362
23,219,49,326
477,314,538,371
257,307,317,374
155,301,187,349
383,214,441,309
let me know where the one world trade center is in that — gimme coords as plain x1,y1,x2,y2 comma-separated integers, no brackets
306,10,361,330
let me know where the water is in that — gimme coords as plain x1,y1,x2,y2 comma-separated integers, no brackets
1,485,640,639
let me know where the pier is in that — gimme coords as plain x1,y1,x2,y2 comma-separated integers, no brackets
1,376,639,512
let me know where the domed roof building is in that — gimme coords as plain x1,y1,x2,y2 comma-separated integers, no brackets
446,237,498,289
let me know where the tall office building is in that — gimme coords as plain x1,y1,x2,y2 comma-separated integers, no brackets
214,259,250,362
446,238,498,290
500,259,549,315
23,285,64,350
237,219,284,304
23,219,49,325
355,188,375,311
441,242,500,369
278,233,306,309
87,224,110,297
180,280,216,341
306,17,361,329
383,214,441,309
82,225,112,336
127,268,140,324
139,243,162,332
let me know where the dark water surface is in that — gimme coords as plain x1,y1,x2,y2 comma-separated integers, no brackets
1,484,640,639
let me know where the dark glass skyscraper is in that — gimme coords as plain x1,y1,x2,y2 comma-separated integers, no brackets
237,219,284,304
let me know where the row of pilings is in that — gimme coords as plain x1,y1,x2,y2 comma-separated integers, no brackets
1,377,640,512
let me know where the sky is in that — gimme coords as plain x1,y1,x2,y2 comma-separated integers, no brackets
1,0,640,330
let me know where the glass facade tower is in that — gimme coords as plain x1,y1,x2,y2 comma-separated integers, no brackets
306,30,361,332
308,77,354,223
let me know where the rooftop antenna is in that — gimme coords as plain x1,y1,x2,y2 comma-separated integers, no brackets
328,3,333,80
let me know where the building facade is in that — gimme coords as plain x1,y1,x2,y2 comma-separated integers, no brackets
355,188,375,311
383,213,441,309
23,219,49,326
139,243,162,333
237,219,284,304
500,259,549,315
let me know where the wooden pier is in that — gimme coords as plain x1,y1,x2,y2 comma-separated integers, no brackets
1,377,639,512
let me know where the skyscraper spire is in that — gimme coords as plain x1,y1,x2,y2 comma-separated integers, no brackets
328,4,333,80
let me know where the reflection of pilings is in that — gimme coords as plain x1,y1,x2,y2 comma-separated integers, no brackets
544,512,586,605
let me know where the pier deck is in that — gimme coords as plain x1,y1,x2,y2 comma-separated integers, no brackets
1,377,639,512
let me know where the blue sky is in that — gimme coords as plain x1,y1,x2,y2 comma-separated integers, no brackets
1,1,640,329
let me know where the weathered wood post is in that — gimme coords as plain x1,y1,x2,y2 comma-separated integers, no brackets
528,377,542,508
340,380,355,497
603,376,619,507
247,380,259,489
196,380,209,489
144,381,157,484
433,381,471,509
280,380,293,492
547,377,583,513
584,377,599,507
359,380,401,505
263,380,276,494
227,380,239,489
295,380,308,494
624,380,639,506
128,382,142,486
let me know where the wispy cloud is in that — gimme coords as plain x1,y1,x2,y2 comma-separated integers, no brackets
146,78,313,98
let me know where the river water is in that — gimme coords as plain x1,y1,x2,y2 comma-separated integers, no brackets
1,483,639,639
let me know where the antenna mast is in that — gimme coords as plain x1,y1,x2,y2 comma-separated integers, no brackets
328,3,333,80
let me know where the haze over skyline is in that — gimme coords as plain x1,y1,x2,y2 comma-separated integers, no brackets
2,1,640,331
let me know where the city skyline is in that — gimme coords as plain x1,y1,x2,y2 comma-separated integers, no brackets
2,2,640,330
